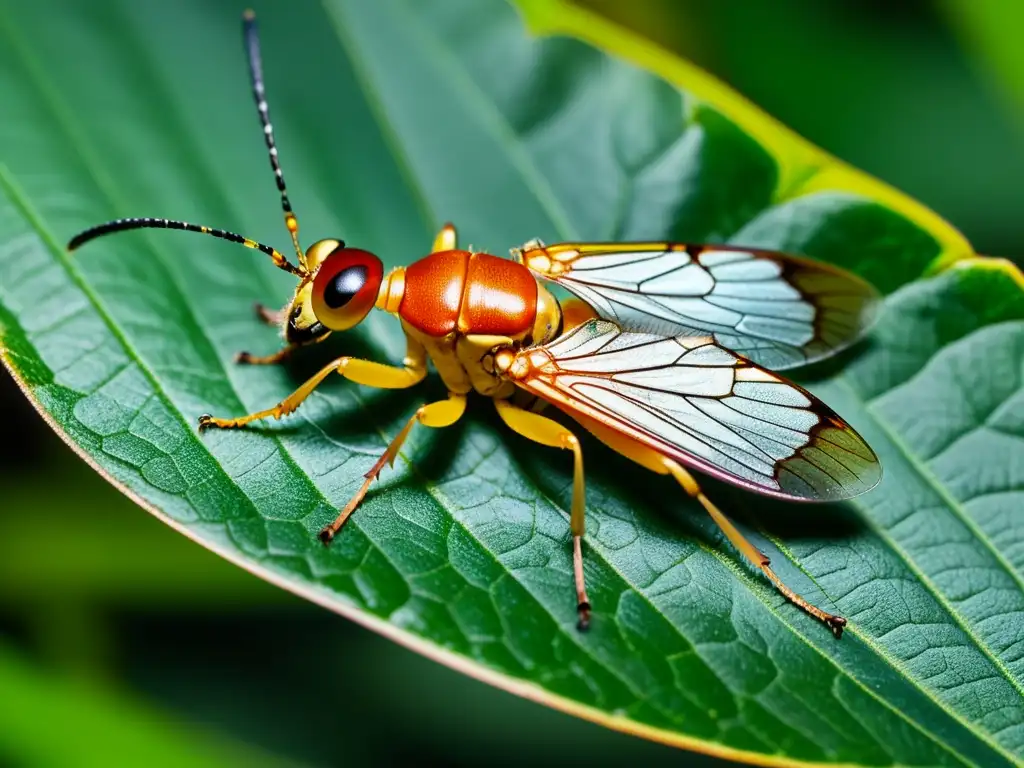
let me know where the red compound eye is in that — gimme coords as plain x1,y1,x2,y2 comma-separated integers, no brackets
311,246,384,331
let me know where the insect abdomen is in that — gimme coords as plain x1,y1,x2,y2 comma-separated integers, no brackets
399,250,538,338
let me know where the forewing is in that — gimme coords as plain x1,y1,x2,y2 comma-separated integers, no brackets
519,242,880,370
509,320,881,502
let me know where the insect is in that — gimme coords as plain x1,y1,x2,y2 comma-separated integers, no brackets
68,11,881,637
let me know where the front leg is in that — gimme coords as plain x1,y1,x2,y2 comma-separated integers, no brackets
235,303,295,365
236,301,333,366
235,346,298,365
199,337,428,430
254,302,284,326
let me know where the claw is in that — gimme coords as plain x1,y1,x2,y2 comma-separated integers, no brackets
576,601,591,632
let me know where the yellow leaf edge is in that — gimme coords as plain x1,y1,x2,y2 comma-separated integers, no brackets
513,0,988,278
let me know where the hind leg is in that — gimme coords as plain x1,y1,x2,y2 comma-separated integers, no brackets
574,412,846,637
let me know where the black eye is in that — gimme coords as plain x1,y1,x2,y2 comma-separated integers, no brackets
323,265,368,309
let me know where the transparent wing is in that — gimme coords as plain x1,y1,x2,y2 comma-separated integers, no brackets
507,319,881,501
517,241,880,370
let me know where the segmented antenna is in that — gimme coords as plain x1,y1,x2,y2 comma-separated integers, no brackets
242,10,305,270
67,217,302,277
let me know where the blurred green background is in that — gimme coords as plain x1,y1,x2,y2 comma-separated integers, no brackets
1,1,1021,766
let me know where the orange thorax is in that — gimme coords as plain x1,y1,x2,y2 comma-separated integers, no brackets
398,250,539,338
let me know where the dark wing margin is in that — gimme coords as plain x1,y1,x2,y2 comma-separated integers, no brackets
517,242,880,371
506,319,881,502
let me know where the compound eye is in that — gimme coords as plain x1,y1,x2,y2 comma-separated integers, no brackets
323,264,367,308
311,246,384,331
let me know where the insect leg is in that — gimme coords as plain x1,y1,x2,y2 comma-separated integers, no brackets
432,223,458,252
552,411,846,637
663,460,847,638
234,347,295,366
254,303,284,326
319,392,467,543
235,308,331,365
234,304,303,364
494,399,590,631
198,337,428,430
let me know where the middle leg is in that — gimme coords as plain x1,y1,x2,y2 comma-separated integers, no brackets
494,398,591,630
319,392,467,543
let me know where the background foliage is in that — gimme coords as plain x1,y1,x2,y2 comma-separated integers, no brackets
1,0,1022,766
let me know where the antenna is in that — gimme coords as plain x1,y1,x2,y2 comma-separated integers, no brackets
68,217,303,277
242,10,306,270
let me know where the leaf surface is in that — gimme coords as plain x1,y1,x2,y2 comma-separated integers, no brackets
0,0,1022,764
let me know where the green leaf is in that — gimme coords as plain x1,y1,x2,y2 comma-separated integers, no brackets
0,0,1021,765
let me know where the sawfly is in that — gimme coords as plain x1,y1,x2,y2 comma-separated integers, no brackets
69,11,881,636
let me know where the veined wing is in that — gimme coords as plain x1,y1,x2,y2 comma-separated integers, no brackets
516,241,880,370
505,319,881,501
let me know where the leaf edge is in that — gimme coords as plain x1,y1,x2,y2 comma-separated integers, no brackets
512,0,977,274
